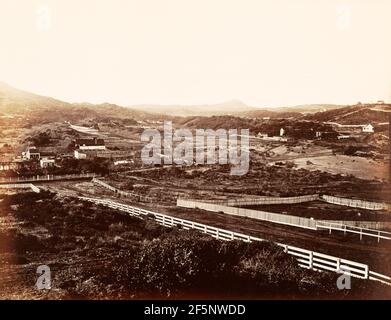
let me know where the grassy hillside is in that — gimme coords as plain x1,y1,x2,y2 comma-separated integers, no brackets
305,104,391,124
130,99,257,116
0,82,153,124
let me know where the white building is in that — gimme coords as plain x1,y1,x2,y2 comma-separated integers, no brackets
257,133,288,142
362,124,374,133
114,160,133,166
75,138,106,150
74,150,87,159
24,147,41,160
40,158,55,168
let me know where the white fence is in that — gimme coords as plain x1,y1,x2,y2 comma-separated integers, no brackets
316,221,391,242
177,199,318,230
92,178,153,202
30,184,40,193
322,195,390,211
197,194,320,206
190,194,390,212
317,219,391,231
0,183,40,193
0,173,98,184
78,196,391,285
177,199,391,241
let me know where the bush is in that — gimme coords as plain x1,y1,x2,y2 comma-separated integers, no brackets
125,231,334,298
0,231,43,253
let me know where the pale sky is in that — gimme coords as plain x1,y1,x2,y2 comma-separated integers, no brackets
1,0,391,107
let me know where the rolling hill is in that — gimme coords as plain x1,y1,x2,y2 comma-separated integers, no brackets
304,103,391,125
1,81,388,126
0,82,154,123
272,104,346,114
0,81,69,114
129,99,258,116
129,101,344,118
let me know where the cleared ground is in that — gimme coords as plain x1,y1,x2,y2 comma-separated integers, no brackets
290,155,388,181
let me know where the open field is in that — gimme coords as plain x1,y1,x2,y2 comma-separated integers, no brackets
289,155,388,181
105,164,391,202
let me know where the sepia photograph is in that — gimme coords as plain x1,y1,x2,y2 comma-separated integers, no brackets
0,0,391,307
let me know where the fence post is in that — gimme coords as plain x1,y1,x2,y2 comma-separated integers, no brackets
309,251,313,269
216,229,219,240
364,265,369,279
360,228,363,241
336,258,341,272
378,231,381,243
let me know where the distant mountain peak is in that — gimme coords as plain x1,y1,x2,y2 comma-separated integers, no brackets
128,99,254,116
220,99,248,107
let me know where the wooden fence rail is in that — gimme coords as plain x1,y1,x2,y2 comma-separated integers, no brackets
316,221,391,242
198,194,320,206
177,198,318,230
317,219,391,230
321,195,390,211
78,196,391,286
0,173,98,184
183,194,390,211
177,199,391,240
92,178,153,202
0,183,40,193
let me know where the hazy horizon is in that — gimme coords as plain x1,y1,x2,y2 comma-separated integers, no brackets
1,0,391,107
0,80,365,109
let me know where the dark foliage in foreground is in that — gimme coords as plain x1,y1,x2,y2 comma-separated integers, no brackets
113,231,340,298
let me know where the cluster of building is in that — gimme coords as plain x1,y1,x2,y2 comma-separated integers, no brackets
73,137,106,159
0,136,135,172
17,137,133,169
257,123,375,142
73,138,133,161
257,128,288,142
324,122,375,140
22,147,55,168
20,138,108,168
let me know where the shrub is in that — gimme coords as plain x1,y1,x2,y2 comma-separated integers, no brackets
126,231,333,298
